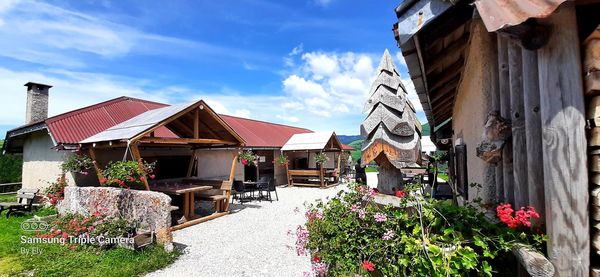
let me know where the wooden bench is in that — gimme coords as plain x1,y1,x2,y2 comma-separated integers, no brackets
0,188,38,218
196,180,232,213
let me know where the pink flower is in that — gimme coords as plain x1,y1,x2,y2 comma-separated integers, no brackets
295,225,309,256
312,262,328,275
374,212,387,222
381,230,395,240
358,209,366,219
350,204,359,212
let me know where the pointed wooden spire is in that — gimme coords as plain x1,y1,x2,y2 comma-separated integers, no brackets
361,49,422,194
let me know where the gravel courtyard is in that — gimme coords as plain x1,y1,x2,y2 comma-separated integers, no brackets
147,185,346,277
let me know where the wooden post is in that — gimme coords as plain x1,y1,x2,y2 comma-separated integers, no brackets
319,162,324,188
224,153,238,212
285,160,292,187
336,152,342,184
522,48,545,225
508,41,528,208
498,36,514,205
488,32,504,202
538,4,589,275
88,148,104,181
130,143,150,191
193,108,199,139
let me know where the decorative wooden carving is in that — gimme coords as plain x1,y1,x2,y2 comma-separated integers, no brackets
361,49,421,194
476,111,511,164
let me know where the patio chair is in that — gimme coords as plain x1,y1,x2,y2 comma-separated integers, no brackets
0,189,39,218
256,177,270,201
257,178,278,202
231,180,248,203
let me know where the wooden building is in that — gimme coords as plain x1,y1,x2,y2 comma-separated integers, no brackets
394,0,599,275
281,132,345,188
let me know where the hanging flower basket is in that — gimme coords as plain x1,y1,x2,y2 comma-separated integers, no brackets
238,150,257,166
61,154,94,175
100,160,156,189
275,154,289,166
314,152,329,165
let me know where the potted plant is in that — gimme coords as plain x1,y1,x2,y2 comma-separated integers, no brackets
314,152,329,166
61,154,94,176
275,154,289,167
238,150,257,166
100,160,156,189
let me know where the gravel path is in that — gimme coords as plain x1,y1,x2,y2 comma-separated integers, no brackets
147,185,346,277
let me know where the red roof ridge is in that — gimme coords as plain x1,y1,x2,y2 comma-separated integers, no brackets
218,114,313,132
46,96,167,124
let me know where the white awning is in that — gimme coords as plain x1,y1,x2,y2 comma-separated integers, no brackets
281,132,340,151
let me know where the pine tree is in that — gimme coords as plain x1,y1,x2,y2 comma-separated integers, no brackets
361,49,422,194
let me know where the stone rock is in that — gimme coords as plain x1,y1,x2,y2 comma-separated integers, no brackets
476,111,511,164
58,186,174,251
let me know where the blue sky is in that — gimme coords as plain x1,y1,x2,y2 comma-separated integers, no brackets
0,0,424,137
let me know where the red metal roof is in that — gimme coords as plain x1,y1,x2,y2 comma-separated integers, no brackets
342,144,354,151
220,115,313,148
45,97,176,144
474,0,566,32
39,96,312,148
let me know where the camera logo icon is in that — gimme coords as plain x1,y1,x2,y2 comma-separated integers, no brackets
21,220,49,232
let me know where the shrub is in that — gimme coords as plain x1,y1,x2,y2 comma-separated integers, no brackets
0,153,22,183
61,154,94,175
294,183,546,276
44,177,68,205
314,152,329,165
36,211,135,250
100,160,155,189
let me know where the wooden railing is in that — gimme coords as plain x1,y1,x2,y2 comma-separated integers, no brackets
0,182,22,194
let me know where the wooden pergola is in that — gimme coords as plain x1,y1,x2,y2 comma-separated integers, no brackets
79,100,245,229
281,132,344,188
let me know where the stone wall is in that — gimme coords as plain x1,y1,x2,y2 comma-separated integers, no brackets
58,186,173,250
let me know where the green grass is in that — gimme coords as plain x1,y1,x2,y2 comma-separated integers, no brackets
365,166,378,173
0,208,180,276
348,140,363,163
437,173,449,181
0,193,16,202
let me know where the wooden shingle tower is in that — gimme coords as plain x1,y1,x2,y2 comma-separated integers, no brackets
361,49,422,194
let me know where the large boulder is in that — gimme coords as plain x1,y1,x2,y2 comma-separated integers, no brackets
58,186,173,250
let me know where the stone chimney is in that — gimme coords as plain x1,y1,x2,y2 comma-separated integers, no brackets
24,82,52,124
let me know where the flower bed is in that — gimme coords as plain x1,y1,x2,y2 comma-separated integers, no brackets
293,183,546,276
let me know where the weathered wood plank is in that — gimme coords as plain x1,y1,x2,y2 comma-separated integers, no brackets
363,85,406,113
522,48,545,224
583,25,600,73
498,36,515,204
538,4,589,275
512,244,555,277
585,71,600,96
508,41,528,208
488,32,504,202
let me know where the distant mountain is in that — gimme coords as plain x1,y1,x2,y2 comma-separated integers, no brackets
337,135,362,144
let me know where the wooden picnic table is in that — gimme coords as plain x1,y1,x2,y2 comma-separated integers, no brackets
149,182,212,221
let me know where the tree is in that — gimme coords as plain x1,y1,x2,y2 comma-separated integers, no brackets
361,49,421,194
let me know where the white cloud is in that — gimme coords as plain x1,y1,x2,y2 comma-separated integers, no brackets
276,115,300,123
0,0,269,68
233,109,251,118
283,75,327,98
282,102,304,110
301,52,339,80
289,44,304,56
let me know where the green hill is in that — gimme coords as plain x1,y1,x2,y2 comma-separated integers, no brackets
348,139,363,163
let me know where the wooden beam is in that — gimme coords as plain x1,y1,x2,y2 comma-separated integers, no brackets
522,47,545,226
427,57,465,92
429,77,460,104
225,153,238,211
193,108,199,139
130,102,204,143
512,244,555,277
538,4,589,275
285,161,292,187
498,36,514,205
187,150,196,177
425,34,470,75
130,143,150,190
88,148,104,181
170,211,228,231
485,31,503,202
139,137,237,145
508,41,528,208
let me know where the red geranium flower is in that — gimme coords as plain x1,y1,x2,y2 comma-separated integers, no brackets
395,190,406,198
312,255,321,263
362,260,375,272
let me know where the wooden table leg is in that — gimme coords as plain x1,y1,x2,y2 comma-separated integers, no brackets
183,193,190,220
189,192,195,218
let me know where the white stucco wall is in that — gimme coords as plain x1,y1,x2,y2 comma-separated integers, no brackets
195,149,244,181
22,131,74,190
451,20,496,203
